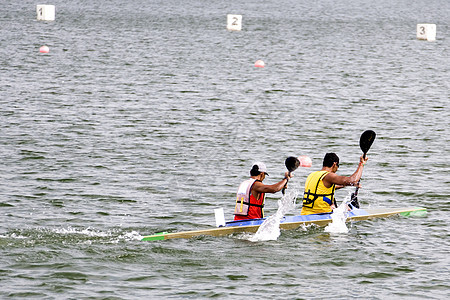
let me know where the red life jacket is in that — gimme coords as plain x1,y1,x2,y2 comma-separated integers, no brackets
234,179,266,220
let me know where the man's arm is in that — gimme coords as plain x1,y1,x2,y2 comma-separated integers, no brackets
323,156,368,188
253,172,292,193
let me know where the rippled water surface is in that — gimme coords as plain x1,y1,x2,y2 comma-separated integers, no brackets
1,0,449,298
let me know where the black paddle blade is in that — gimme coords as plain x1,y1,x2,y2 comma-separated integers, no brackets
285,156,300,172
359,130,376,157
282,156,300,195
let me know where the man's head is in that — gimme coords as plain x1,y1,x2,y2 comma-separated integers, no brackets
250,162,269,177
323,153,339,168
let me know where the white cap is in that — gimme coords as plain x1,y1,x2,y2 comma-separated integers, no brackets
252,161,269,175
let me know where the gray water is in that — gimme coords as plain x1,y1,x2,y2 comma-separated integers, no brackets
1,0,449,299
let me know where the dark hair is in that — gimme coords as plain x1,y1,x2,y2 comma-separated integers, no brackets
323,153,339,167
250,165,261,176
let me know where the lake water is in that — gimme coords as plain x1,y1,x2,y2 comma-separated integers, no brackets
1,0,449,298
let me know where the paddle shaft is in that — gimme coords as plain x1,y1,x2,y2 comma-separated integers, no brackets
281,174,290,195
351,130,376,205
353,153,368,192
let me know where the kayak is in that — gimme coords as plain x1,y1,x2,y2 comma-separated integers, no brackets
141,206,427,241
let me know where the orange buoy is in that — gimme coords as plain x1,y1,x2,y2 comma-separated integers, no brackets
254,60,265,68
39,45,49,53
298,155,312,167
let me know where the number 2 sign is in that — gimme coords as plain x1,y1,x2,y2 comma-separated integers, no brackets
227,14,242,31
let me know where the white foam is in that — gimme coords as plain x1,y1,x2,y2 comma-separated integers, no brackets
324,192,353,234
249,188,299,242
52,227,143,242
1,233,27,239
52,226,111,237
116,231,143,241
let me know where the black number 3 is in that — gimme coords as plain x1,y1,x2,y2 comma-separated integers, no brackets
420,26,426,35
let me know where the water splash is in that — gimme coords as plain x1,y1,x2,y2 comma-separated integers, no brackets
52,227,143,243
52,226,112,237
1,227,143,245
113,231,143,243
324,192,353,234
249,188,299,242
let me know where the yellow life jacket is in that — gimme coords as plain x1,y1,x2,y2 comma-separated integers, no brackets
301,171,335,215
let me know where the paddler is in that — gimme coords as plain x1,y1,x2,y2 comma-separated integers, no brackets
301,153,368,215
234,162,292,221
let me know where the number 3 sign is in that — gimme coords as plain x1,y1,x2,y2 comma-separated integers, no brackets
417,24,436,41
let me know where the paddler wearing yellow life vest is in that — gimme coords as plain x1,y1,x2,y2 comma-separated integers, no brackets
234,162,293,221
301,153,368,215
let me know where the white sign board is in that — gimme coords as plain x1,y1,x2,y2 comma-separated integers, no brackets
227,14,242,31
37,5,55,21
417,24,436,41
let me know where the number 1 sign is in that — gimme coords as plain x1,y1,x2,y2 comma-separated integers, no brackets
36,5,55,21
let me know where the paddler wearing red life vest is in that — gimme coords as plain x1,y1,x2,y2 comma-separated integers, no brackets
301,153,368,215
234,162,292,221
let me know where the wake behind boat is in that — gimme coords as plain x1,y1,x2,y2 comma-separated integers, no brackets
141,206,427,241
